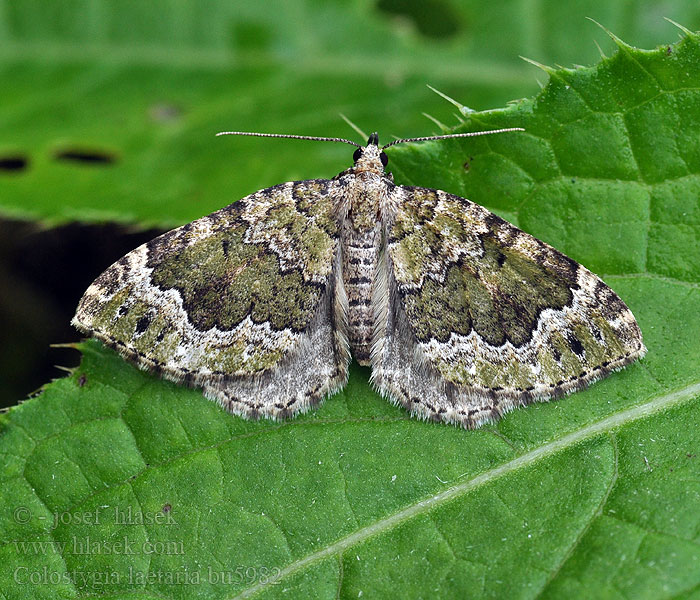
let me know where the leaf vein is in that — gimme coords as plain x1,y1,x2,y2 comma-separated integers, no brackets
230,381,700,599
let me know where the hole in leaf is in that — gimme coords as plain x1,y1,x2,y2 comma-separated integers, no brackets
54,149,117,165
0,156,28,172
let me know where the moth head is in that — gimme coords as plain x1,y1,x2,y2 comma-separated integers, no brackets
352,132,389,174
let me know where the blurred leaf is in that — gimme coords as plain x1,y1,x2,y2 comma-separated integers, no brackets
1,29,700,599
0,0,699,226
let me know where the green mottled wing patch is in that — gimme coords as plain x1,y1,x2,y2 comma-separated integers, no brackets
73,180,350,420
371,186,646,428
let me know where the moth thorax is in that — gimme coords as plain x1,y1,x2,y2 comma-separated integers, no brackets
347,187,382,232
341,222,381,366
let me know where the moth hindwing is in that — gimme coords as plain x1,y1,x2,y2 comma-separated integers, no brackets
73,131,646,428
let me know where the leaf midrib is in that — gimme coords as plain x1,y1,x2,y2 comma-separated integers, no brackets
0,41,533,84
232,380,700,599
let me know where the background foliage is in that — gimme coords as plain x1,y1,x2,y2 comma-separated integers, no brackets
1,1,699,599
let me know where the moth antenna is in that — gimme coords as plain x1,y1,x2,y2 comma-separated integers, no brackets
382,127,525,149
216,131,361,148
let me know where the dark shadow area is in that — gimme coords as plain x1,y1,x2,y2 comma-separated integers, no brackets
0,219,164,409
377,0,463,39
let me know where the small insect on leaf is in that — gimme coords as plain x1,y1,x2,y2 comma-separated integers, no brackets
73,127,644,429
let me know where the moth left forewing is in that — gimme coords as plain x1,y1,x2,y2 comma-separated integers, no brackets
373,186,646,428
202,247,349,420
73,179,350,420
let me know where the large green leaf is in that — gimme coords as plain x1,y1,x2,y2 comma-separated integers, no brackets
1,25,699,598
0,0,698,227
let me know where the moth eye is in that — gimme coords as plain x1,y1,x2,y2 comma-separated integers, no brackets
380,151,389,167
353,148,362,162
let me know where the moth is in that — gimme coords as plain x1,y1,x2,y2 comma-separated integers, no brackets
73,128,646,428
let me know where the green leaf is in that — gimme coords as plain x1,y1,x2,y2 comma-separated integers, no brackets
3,20,700,600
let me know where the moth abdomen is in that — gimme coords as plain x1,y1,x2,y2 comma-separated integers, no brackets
341,224,382,365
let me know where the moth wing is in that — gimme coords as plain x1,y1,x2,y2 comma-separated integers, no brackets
73,179,350,420
372,186,646,428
